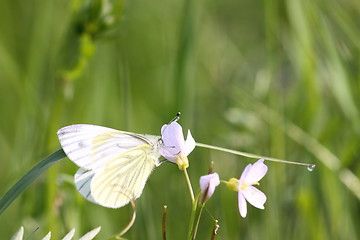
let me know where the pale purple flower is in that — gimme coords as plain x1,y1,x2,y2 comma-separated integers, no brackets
159,121,195,169
238,159,268,218
199,173,220,203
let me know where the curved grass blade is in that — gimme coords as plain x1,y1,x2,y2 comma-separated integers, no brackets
0,149,66,215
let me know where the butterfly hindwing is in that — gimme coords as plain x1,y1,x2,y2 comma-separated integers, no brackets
91,145,157,208
74,168,97,203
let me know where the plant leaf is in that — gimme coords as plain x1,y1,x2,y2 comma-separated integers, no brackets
10,226,24,240
79,227,101,240
61,228,75,240
42,232,51,240
0,149,66,214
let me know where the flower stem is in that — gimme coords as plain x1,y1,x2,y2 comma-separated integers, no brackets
196,142,315,168
187,192,200,240
190,203,204,240
187,197,198,239
162,205,167,240
183,168,195,203
210,220,219,240
112,200,136,239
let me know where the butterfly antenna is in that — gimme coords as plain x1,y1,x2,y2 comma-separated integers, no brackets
169,112,181,124
162,112,181,136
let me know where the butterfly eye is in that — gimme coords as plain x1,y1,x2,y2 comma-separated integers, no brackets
158,138,164,145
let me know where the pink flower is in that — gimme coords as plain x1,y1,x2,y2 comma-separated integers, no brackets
225,159,268,218
159,121,195,169
199,173,220,203
238,159,268,218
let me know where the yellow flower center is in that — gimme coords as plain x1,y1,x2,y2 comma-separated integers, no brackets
223,178,260,192
240,182,248,191
176,155,189,170
224,178,240,192
240,181,259,191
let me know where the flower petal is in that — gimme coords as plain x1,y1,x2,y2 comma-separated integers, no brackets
200,173,220,202
238,191,247,218
239,163,252,184
160,122,185,161
243,159,268,185
184,129,196,156
242,186,266,210
162,122,185,150
159,150,177,163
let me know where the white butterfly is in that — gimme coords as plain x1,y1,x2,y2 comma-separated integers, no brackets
57,124,163,208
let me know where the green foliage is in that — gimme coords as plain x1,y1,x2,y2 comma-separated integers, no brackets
0,0,359,239
0,149,65,215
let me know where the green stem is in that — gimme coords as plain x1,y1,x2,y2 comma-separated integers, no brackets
196,142,315,168
183,168,195,203
190,203,205,240
187,192,200,240
113,200,136,239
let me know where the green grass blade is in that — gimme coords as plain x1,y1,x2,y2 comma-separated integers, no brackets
0,149,66,215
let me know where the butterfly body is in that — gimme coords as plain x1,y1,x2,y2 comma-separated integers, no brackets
57,124,163,208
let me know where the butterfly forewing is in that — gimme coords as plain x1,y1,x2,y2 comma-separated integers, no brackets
58,124,153,170
91,145,158,208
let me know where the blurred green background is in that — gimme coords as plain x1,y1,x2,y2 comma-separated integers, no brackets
1,0,360,239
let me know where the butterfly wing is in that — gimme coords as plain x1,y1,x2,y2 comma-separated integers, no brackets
58,124,162,207
74,168,97,203
57,124,154,170
90,145,157,208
